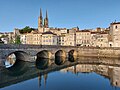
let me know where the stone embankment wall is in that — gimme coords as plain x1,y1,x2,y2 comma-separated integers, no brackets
77,47,120,58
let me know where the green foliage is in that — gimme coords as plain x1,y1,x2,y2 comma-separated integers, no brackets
15,35,21,44
19,26,35,34
9,39,14,44
0,35,8,38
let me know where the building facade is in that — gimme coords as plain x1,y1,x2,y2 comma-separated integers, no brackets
42,31,58,45
76,30,91,46
109,22,120,47
91,32,109,47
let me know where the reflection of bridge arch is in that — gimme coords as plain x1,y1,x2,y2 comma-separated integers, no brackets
5,60,29,76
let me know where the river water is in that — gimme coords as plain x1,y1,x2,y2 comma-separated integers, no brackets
0,57,120,90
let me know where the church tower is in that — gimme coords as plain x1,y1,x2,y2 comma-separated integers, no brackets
38,8,44,32
44,10,49,28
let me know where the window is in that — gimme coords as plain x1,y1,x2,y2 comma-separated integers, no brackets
115,25,117,29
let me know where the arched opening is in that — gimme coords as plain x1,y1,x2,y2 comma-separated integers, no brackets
36,50,52,70
68,50,77,62
5,51,29,68
55,50,66,65
37,50,52,59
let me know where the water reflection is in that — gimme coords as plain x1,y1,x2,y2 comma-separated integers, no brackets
61,63,120,87
55,56,66,65
36,58,50,70
5,60,28,76
38,73,48,88
1,57,120,90
68,56,77,62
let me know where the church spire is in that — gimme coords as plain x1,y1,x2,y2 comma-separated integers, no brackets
40,8,42,19
46,10,48,19
44,10,49,28
38,8,43,28
38,8,44,32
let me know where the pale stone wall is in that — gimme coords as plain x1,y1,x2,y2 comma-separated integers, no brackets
26,33,42,45
110,23,120,47
91,33,109,47
77,47,120,58
42,34,58,45
76,31,91,46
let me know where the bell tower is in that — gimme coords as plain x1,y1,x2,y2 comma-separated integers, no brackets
44,10,49,28
38,8,44,32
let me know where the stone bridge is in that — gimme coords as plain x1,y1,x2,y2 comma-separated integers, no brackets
0,44,79,66
1,44,120,66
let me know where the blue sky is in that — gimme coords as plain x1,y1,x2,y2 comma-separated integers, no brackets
0,0,120,32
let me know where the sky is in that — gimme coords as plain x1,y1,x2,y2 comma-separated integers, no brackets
0,0,120,32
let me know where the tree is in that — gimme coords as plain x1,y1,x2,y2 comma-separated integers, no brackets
15,35,21,44
19,26,34,34
0,35,8,38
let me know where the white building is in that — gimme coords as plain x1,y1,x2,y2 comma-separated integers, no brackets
76,30,91,46
67,29,76,46
26,30,42,45
58,33,68,46
42,31,58,45
91,32,109,47
20,34,27,44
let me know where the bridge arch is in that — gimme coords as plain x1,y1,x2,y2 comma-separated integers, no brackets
36,50,52,69
5,51,29,68
55,50,66,65
36,50,52,59
55,50,66,57
68,49,77,62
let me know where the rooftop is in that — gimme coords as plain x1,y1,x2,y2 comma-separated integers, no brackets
76,30,90,32
110,22,120,25
42,31,57,35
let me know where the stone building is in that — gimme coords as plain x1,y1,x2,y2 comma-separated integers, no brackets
91,32,109,47
76,30,91,46
67,29,76,46
41,31,58,45
58,33,68,46
20,34,27,44
26,30,42,45
109,22,120,47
